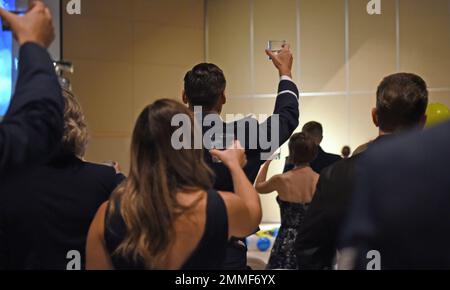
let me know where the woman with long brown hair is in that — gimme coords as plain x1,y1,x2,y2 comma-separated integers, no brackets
86,99,262,270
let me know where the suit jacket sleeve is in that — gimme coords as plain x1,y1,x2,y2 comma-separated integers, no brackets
295,167,337,270
0,43,64,175
258,79,300,155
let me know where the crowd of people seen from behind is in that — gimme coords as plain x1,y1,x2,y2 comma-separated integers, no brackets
1,1,449,270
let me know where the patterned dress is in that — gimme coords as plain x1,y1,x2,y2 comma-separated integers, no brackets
266,197,309,270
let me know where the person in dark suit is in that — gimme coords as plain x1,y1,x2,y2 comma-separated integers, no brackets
340,120,450,270
295,73,429,270
182,44,299,269
0,2,64,175
0,90,124,269
283,122,341,174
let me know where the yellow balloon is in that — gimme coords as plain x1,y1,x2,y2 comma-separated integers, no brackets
426,103,450,128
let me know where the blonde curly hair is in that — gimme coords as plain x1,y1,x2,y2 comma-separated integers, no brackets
62,89,89,158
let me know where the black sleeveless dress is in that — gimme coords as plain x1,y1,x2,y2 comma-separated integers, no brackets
104,189,229,270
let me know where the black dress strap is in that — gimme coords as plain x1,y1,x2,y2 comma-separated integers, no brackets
104,199,145,270
182,189,229,270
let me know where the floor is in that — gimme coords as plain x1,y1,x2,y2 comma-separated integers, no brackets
247,223,280,270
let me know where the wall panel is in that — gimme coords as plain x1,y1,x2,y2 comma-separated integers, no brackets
299,0,346,92
400,0,450,88
349,0,397,91
207,0,252,97
64,0,205,172
254,0,298,94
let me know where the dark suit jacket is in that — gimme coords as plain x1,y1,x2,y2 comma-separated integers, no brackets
0,153,124,269
201,79,299,270
284,146,342,174
340,122,450,269
0,43,64,176
295,136,389,270
204,79,300,192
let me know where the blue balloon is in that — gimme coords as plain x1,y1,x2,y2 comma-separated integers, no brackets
273,228,279,238
257,237,271,252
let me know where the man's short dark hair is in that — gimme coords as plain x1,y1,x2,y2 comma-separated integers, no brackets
184,63,226,111
289,132,318,165
302,121,323,138
376,73,428,132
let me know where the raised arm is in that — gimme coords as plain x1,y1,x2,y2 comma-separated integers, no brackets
258,44,300,157
255,160,282,194
211,141,263,239
0,2,64,174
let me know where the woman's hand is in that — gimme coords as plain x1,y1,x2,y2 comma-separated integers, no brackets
210,140,247,170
